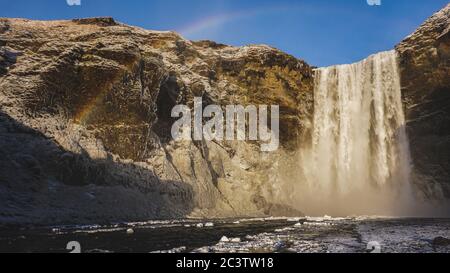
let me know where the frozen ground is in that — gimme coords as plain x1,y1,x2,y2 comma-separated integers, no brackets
0,217,449,253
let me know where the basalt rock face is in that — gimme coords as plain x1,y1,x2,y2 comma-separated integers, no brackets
0,17,312,225
396,4,450,198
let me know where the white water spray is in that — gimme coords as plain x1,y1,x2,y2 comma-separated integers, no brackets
298,50,415,216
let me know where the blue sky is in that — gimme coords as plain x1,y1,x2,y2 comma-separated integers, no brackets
0,0,448,66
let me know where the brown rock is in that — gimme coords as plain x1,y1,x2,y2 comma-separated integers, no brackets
396,3,450,197
0,17,312,224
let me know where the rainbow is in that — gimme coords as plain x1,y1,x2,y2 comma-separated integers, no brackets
72,50,147,124
74,4,309,124
73,87,107,124
73,70,124,124
177,5,302,38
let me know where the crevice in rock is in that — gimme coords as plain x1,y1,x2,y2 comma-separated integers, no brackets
153,74,182,143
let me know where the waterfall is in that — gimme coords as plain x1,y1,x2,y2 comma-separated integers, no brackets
298,50,415,216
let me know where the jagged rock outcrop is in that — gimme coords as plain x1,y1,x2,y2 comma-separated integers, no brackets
1,4,449,225
396,3,450,198
0,17,312,225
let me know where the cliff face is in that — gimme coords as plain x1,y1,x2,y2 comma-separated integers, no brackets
1,4,449,225
396,4,450,198
0,17,312,225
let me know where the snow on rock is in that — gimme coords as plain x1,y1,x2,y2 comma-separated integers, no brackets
303,222,332,226
151,246,186,253
275,227,296,232
287,217,304,222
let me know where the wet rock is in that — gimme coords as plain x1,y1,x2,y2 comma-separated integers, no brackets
151,246,186,253
273,241,288,251
432,236,450,246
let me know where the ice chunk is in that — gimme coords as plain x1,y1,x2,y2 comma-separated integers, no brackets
275,227,295,232
303,222,331,226
231,238,241,243
151,246,186,253
287,217,303,222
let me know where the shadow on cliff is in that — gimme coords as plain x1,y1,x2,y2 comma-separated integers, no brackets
405,87,450,199
0,111,195,226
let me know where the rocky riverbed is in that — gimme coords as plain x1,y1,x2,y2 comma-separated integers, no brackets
0,4,449,225
1,217,449,253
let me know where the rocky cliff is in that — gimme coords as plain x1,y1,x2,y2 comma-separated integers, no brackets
0,17,312,225
396,3,450,198
0,4,449,225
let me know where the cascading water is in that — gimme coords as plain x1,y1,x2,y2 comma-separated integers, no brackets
298,50,416,216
